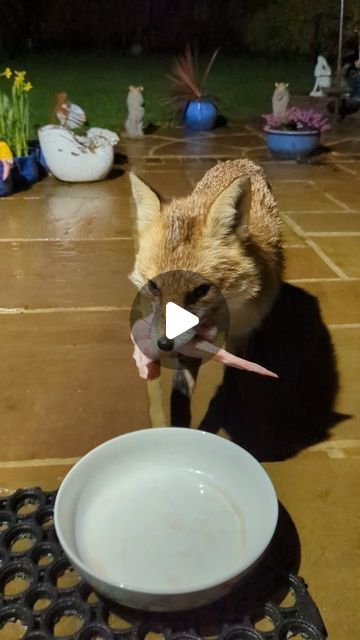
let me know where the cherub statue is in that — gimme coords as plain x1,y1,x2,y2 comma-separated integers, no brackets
272,82,290,117
310,56,332,97
53,92,86,129
125,86,144,138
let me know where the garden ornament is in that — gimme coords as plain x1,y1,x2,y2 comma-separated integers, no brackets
54,92,86,129
272,82,290,117
125,86,144,137
38,125,119,182
310,55,332,97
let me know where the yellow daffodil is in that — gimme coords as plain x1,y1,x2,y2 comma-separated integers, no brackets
15,70,26,81
0,142,13,161
0,67,12,79
0,67,32,157
13,70,27,89
14,75,25,89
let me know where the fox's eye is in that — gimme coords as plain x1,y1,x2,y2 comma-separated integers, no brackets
148,279,160,294
185,283,211,305
193,283,211,298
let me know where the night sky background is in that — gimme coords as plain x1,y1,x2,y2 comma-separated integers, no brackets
0,0,357,62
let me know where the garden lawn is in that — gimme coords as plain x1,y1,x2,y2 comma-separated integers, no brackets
3,53,312,135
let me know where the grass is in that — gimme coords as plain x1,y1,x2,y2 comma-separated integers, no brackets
3,53,312,136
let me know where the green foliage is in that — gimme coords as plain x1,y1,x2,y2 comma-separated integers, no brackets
6,53,311,134
0,69,31,157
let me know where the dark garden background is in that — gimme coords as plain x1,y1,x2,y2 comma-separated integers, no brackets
0,0,359,130
1,0,358,56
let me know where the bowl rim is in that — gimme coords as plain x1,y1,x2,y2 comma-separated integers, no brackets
54,428,279,597
263,126,321,136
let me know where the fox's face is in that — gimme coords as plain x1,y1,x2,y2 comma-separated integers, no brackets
135,269,228,350
129,173,262,350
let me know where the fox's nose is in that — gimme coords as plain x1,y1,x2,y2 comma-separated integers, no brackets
157,336,174,351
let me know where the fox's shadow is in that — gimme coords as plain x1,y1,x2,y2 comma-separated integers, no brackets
200,283,343,461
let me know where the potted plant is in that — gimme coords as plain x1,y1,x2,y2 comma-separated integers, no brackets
38,125,119,182
262,107,329,160
168,46,219,131
37,91,120,183
0,67,39,188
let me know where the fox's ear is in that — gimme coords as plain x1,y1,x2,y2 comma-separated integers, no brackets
129,173,161,233
206,176,251,238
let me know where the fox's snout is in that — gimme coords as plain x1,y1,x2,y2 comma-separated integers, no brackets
157,336,174,351
151,304,199,352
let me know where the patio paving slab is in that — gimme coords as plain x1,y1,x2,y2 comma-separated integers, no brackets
288,212,360,234
0,310,148,461
272,181,349,213
0,196,136,240
309,237,360,278
284,246,338,279
292,280,360,325
0,239,135,310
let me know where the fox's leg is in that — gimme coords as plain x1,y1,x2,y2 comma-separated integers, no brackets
170,358,201,428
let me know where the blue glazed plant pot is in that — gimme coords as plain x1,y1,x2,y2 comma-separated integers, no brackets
183,99,218,131
12,150,40,188
0,161,13,197
29,140,49,176
264,128,320,160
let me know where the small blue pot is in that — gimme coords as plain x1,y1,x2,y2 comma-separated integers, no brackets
0,161,13,197
13,151,40,188
29,140,49,175
183,99,218,131
265,128,320,160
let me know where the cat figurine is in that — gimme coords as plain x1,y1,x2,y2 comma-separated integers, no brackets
272,82,290,118
125,86,144,138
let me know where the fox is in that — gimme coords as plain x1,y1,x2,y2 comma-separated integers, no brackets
129,159,283,427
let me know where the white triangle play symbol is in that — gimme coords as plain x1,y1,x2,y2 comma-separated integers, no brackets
165,302,199,340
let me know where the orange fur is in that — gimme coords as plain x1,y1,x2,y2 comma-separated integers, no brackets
130,159,283,344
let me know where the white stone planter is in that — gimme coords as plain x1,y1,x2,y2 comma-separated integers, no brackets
38,125,119,183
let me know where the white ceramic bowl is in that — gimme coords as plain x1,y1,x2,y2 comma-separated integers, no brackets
54,428,278,612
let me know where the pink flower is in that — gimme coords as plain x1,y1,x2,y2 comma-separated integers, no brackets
263,107,329,133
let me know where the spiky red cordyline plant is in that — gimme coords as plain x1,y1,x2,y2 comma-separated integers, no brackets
167,46,219,103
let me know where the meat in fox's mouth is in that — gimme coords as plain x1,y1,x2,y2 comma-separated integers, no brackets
131,316,279,380
195,321,218,342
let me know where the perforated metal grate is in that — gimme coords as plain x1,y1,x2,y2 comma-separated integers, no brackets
0,488,326,640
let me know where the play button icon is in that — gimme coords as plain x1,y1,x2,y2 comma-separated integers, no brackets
165,302,199,340
130,269,229,371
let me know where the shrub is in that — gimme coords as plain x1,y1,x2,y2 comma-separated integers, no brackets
244,0,340,57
